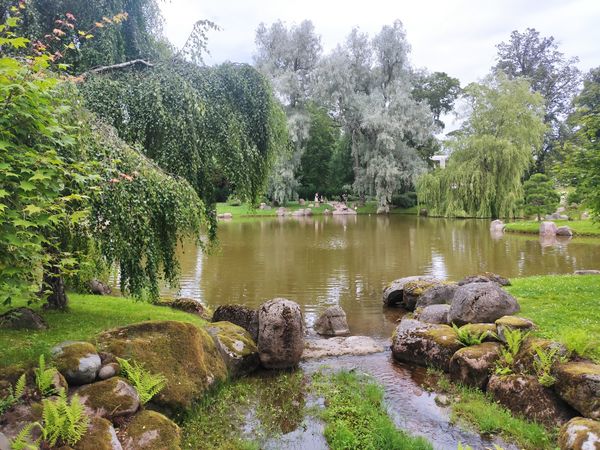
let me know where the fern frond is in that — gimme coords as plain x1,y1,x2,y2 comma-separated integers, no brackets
34,354,59,397
10,422,41,450
14,373,27,399
117,357,167,404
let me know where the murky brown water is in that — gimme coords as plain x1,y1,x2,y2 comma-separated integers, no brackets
164,215,600,339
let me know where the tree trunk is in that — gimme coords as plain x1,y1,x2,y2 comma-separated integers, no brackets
41,256,68,310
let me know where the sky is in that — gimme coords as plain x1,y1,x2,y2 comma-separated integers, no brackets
159,0,600,86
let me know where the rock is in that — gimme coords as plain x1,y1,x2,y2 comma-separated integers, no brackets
323,209,332,215
74,417,122,450
403,280,444,310
302,336,384,359
488,374,575,427
122,410,181,450
459,323,499,342
376,206,389,214
457,272,511,287
540,221,558,235
414,304,450,324
159,298,211,320
97,321,227,411
217,212,232,219
51,341,101,385
89,280,112,296
305,208,313,216
448,282,520,326
554,361,600,419
0,432,9,450
212,304,259,342
332,206,357,215
0,307,47,330
259,202,267,210
495,316,536,342
415,284,458,308
490,220,505,232
382,276,441,308
97,363,120,381
0,403,42,443
292,209,305,216
314,306,350,336
449,342,502,390
547,213,561,220
514,338,569,374
204,321,259,378
560,214,570,220
582,211,590,220
276,207,287,216
78,377,140,419
419,208,428,217
258,298,304,369
558,417,600,450
435,394,450,407
557,226,574,237
299,199,305,205
391,319,462,371
575,270,600,275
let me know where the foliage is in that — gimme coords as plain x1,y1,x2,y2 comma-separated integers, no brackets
495,329,529,375
494,28,581,171
34,354,59,397
312,370,432,450
9,422,40,450
417,72,546,218
504,220,600,236
522,173,560,220
412,71,461,129
0,373,26,415
452,323,487,346
391,192,417,209
532,346,561,387
558,329,598,361
40,389,89,446
117,357,166,405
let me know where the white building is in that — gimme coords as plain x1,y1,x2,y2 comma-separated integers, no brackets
430,154,449,169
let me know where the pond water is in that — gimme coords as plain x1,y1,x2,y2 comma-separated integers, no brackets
164,214,600,340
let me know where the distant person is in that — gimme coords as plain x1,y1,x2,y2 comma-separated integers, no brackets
315,192,319,205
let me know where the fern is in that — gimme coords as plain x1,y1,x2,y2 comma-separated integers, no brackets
34,354,59,397
10,422,41,450
117,357,167,405
452,324,487,346
494,329,529,376
40,389,89,446
0,373,27,415
533,346,560,387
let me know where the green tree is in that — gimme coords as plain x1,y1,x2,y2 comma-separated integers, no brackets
417,72,546,218
523,173,560,221
412,71,461,129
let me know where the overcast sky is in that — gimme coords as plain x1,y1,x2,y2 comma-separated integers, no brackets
160,0,600,86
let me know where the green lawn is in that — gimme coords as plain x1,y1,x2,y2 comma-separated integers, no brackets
216,201,418,217
0,294,206,368
504,219,600,236
506,275,600,362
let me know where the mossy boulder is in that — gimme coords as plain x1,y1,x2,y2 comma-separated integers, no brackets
391,318,462,371
204,321,259,377
122,410,180,450
459,323,498,342
449,342,502,390
96,321,227,411
51,341,101,385
74,417,122,450
558,417,600,449
487,374,575,427
212,304,259,342
78,377,140,419
554,361,600,419
415,283,458,308
382,276,441,308
514,338,569,374
495,315,536,342
159,298,211,320
448,282,520,325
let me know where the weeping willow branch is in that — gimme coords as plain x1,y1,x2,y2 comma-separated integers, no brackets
81,60,155,78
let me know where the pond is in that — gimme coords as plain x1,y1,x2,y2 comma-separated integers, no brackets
164,214,600,340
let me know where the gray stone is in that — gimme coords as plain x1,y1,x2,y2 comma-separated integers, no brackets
449,342,502,390
258,298,304,369
490,220,505,232
557,226,573,237
0,307,47,330
74,416,123,450
78,377,140,419
205,321,259,377
457,272,511,286
89,279,112,295
575,270,600,275
314,306,350,336
540,221,558,235
302,336,384,359
0,432,9,450
495,316,536,342
382,275,441,307
276,207,287,216
448,282,520,326
51,341,101,385
414,304,450,324
415,284,458,308
558,417,600,450
212,304,259,342
97,363,120,380
554,362,600,419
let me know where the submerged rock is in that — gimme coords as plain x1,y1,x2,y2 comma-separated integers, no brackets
74,416,122,450
204,321,259,377
302,336,384,359
212,304,259,342
51,341,101,385
0,307,47,331
415,284,458,308
414,304,450,324
448,282,520,326
382,276,441,308
558,417,600,450
97,321,227,411
554,361,600,419
449,342,502,390
78,377,140,419
121,410,181,450
258,298,304,369
314,306,350,336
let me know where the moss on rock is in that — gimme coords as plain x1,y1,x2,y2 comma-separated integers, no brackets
204,321,259,377
74,417,121,450
77,377,139,419
554,361,600,419
558,416,600,449
449,342,502,390
459,323,498,342
51,341,101,385
122,410,181,450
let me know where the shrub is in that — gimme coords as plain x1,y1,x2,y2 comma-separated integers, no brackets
392,192,418,208
117,357,167,404
226,195,242,206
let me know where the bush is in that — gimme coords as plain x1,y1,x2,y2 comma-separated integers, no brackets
226,195,242,206
392,192,417,208
566,190,583,206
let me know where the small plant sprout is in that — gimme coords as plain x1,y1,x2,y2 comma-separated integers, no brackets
117,357,167,404
34,354,59,397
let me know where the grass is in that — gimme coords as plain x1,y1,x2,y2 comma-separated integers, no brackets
216,201,418,217
505,275,600,362
504,219,600,236
425,369,554,450
312,370,432,450
0,294,207,368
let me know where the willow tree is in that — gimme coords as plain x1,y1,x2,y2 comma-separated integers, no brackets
417,72,546,218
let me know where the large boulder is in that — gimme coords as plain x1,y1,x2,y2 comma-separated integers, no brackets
457,272,511,287
449,342,502,390
89,280,112,296
159,298,211,320
558,417,600,450
557,226,574,237
391,319,462,372
403,280,444,310
121,410,181,450
51,341,101,385
487,374,575,427
495,316,536,342
414,304,450,324
448,282,520,326
554,361,600,419
212,304,259,342
74,417,122,450
382,276,441,308
204,321,259,378
0,307,47,330
314,306,350,336
96,321,227,411
540,221,558,235
258,298,304,369
78,377,140,419
415,284,458,308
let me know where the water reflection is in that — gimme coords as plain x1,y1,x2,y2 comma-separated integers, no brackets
162,216,600,339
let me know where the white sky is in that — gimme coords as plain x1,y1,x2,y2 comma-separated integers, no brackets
160,0,600,86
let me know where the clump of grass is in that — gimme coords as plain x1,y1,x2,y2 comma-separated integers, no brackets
312,370,432,450
558,329,599,360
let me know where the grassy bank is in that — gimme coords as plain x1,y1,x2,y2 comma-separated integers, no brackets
506,275,600,362
216,201,418,217
504,219,600,236
0,294,207,367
